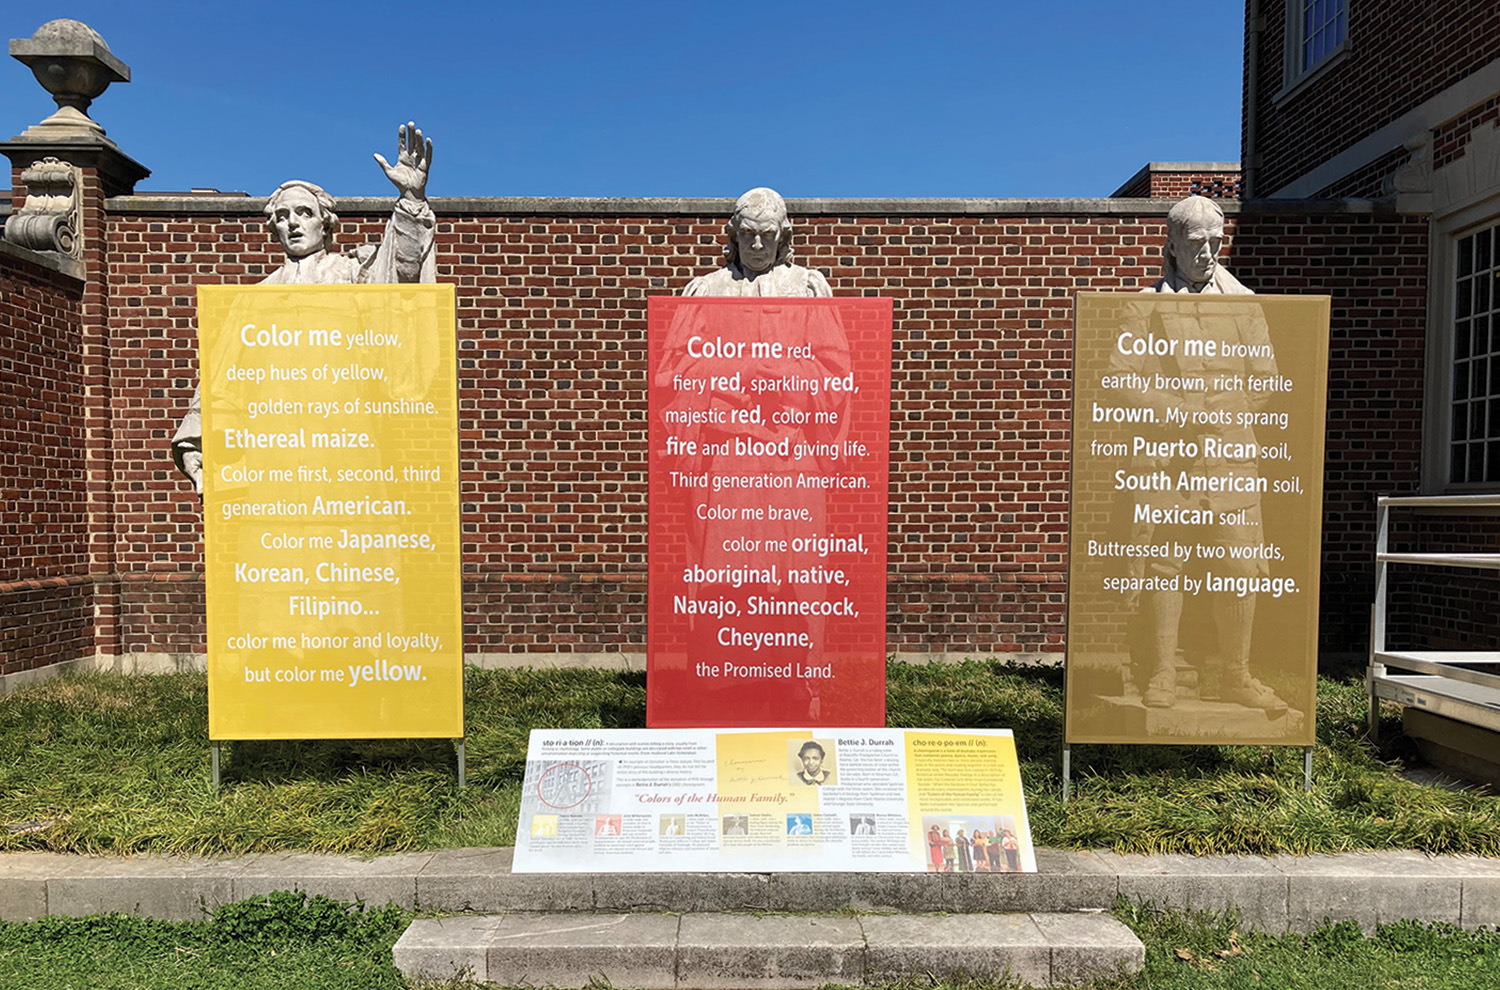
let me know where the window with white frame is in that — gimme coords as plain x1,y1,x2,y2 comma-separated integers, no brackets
1450,222,1500,485
1284,0,1349,91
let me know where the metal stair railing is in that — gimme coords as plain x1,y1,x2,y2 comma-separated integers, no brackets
1369,494,1500,741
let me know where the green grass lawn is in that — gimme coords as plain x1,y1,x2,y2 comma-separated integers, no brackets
0,661,1494,856
0,892,454,990
3,892,1498,990
1091,901,1500,990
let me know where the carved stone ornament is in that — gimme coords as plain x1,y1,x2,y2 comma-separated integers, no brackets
4,157,80,256
1384,134,1432,196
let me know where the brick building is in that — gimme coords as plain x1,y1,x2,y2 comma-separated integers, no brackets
1242,0,1500,650
0,7,1488,685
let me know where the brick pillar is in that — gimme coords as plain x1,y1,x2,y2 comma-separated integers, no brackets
2,138,149,667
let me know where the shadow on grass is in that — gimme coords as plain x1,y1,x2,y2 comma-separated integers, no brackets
221,738,461,786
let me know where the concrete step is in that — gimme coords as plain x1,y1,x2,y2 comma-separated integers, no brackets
5,848,1500,934
392,911,1145,989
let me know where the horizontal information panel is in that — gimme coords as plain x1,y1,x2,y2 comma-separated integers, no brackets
513,728,1035,873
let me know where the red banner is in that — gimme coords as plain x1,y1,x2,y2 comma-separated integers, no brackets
648,298,891,728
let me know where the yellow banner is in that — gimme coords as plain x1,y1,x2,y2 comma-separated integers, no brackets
199,284,461,740
1066,293,1329,746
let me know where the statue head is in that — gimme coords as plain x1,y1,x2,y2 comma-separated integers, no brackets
724,187,794,275
264,180,338,258
1163,195,1225,287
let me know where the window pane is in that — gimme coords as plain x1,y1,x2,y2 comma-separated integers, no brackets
1450,225,1500,486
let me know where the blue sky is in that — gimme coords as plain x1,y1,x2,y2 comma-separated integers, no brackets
3,2,1246,199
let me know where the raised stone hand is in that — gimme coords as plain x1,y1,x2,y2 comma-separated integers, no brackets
373,121,432,204
181,450,203,494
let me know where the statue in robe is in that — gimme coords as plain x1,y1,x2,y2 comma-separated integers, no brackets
171,122,436,492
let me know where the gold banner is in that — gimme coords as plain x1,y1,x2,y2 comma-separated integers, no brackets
200,284,461,740
1065,293,1330,746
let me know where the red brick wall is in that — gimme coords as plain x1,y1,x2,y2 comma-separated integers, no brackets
1433,97,1500,170
1149,174,1242,199
1229,209,1431,650
1316,146,1410,199
97,202,1428,662
1112,170,1242,199
0,249,93,673
1250,0,1500,194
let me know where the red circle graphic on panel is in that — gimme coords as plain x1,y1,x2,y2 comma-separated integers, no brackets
536,762,593,809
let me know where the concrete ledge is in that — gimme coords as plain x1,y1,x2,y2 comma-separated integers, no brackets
417,848,592,913
1033,912,1146,985
35,854,247,922
231,851,434,908
6,848,1500,935
488,914,679,990
467,650,647,672
395,911,1142,989
391,914,503,984
862,913,1051,985
0,237,84,282
678,914,865,989
105,193,1387,218
0,651,205,696
1276,851,1472,933
1112,852,1290,932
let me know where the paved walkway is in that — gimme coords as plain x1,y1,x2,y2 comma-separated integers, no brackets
1,846,1497,933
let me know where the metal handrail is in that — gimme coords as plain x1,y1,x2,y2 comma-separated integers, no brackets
1377,494,1500,508
1371,650,1500,693
1369,496,1500,739
1376,552,1500,570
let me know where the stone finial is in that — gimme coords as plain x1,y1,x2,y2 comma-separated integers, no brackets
4,157,80,256
9,19,130,140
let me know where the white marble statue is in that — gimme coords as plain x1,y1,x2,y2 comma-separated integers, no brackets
171,123,436,493
683,187,831,297
1149,195,1250,295
666,186,845,721
1125,196,1286,713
